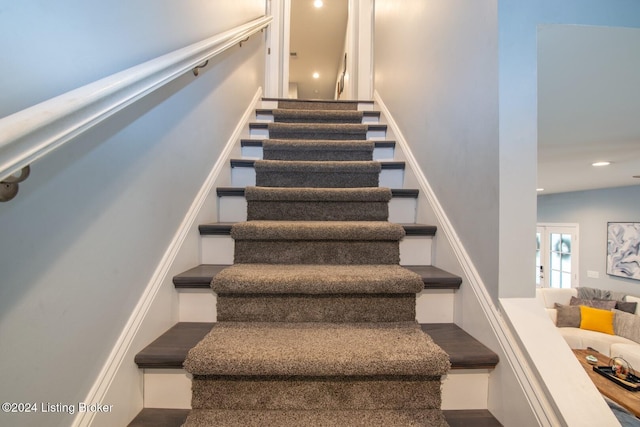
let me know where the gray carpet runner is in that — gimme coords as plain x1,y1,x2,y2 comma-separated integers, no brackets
245,186,391,221
263,139,374,161
267,123,368,140
276,99,358,110
272,109,364,123
183,99,450,426
255,160,380,188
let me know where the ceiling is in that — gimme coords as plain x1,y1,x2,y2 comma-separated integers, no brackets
289,0,348,99
537,24,640,195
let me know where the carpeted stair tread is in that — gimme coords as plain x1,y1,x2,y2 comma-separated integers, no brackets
183,408,449,426
244,186,391,202
212,264,424,294
266,123,369,140
273,98,361,110
230,220,405,241
173,264,462,290
254,160,381,188
134,322,497,370
262,139,374,161
184,322,450,377
245,187,391,221
270,109,365,123
255,159,381,173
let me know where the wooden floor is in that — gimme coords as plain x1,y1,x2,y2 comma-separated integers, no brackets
128,408,502,426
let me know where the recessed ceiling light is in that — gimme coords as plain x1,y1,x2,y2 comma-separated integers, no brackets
312,72,320,79
592,161,611,167
536,188,545,192
314,0,323,8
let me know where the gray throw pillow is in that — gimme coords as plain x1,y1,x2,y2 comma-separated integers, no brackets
613,309,640,344
555,303,581,328
615,300,638,314
570,296,617,310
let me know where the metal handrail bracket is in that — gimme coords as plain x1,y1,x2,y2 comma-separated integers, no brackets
0,15,272,188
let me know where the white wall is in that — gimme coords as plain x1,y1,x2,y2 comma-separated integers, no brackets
0,2,265,426
538,185,640,295
374,0,500,298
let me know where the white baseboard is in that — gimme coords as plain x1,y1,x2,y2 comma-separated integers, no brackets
72,88,263,427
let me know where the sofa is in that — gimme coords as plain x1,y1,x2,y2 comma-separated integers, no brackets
536,287,640,370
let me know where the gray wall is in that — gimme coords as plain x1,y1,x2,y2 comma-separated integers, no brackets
374,0,500,298
538,185,640,296
498,0,640,298
0,2,265,426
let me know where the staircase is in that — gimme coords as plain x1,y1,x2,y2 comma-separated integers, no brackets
129,98,501,426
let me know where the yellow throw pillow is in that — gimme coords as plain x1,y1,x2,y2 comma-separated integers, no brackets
579,306,615,335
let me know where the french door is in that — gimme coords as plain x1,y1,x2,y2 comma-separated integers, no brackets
536,224,579,288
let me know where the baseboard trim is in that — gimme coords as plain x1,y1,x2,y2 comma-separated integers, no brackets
72,87,263,427
373,91,561,427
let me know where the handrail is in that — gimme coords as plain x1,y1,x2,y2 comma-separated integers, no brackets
0,15,272,198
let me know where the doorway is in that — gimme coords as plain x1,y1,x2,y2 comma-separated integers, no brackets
536,223,579,288
265,0,373,100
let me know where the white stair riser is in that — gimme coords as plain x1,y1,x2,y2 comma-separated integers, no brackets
200,235,432,266
441,370,490,410
241,145,395,161
249,128,387,140
179,290,216,322
231,167,404,188
255,113,379,124
260,101,375,111
143,369,192,409
177,288,453,324
142,368,488,410
416,290,455,323
218,196,417,223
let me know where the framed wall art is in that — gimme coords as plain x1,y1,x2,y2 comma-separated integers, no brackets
607,222,640,280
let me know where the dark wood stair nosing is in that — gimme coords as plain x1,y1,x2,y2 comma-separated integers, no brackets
134,322,497,371
173,264,461,290
261,97,374,105
255,108,380,118
249,122,387,131
240,138,396,148
216,187,418,198
128,408,502,427
198,222,435,236
230,158,404,169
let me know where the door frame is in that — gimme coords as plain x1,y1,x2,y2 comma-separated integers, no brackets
265,0,373,99
536,223,580,288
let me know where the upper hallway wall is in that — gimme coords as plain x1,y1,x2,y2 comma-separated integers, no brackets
374,0,500,299
0,2,265,426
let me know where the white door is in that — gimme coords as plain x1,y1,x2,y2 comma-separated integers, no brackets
537,224,579,288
